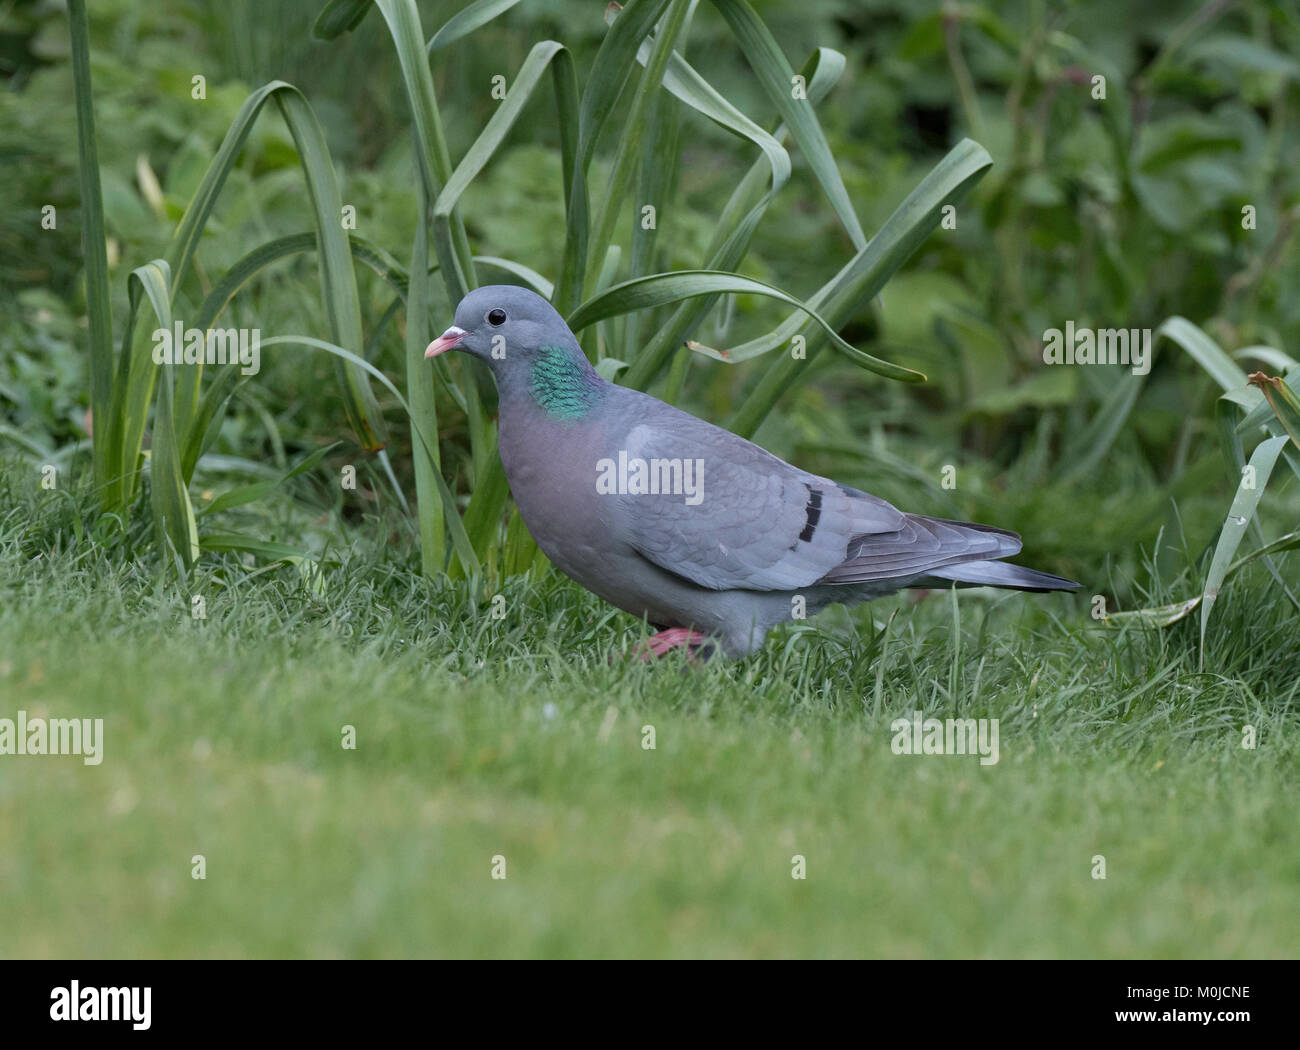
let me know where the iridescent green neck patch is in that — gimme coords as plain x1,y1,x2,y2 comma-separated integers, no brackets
530,347,601,420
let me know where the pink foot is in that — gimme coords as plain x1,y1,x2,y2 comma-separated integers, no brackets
634,627,711,662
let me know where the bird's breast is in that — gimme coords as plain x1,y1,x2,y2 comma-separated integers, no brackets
498,409,617,575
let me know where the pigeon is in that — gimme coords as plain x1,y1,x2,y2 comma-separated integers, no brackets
427,285,1079,658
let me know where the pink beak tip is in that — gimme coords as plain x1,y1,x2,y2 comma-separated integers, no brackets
425,327,467,359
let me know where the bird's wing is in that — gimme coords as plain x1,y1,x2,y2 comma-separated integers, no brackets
608,401,1018,593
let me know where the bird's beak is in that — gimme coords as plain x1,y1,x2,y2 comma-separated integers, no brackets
425,326,467,359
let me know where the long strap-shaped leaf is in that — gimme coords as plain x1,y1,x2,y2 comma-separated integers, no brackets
1199,434,1290,667
431,41,585,311
622,46,840,390
426,0,525,53
427,36,588,565
568,271,925,382
376,0,499,518
168,82,386,447
129,260,199,568
178,233,456,483
1106,530,1300,629
1156,317,1244,393
577,0,675,175
67,0,114,500
111,80,389,517
406,201,445,577
374,0,477,301
725,138,992,436
709,0,866,251
583,0,692,294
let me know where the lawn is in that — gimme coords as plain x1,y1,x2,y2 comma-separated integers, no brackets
3,498,1296,958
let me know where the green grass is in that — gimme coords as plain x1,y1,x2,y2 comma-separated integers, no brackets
3,479,1297,958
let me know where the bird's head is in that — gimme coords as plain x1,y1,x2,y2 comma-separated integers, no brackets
427,285,602,417
426,285,578,368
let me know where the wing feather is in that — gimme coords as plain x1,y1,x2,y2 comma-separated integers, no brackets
609,397,1020,594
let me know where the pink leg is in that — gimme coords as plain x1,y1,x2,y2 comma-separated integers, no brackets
635,627,711,662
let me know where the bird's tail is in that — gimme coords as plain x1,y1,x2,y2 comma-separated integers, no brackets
923,559,1079,592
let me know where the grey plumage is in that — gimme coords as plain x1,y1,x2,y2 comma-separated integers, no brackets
428,285,1079,657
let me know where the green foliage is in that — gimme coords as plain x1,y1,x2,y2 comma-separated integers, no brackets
1106,319,1300,656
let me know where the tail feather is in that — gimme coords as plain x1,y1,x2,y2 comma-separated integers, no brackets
923,559,1079,592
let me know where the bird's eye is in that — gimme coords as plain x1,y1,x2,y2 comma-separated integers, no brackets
487,309,507,326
